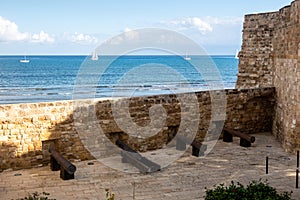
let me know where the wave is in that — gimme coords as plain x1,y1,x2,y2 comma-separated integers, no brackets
0,55,238,104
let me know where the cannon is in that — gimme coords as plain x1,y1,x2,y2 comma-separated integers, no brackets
49,145,76,180
176,135,207,157
223,127,255,147
116,139,161,173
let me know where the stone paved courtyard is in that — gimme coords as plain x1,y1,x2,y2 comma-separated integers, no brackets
1,133,300,200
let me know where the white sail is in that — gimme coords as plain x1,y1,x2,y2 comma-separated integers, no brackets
91,51,98,61
20,55,30,63
235,49,239,59
184,52,191,61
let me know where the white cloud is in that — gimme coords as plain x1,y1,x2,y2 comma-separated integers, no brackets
124,27,132,32
104,28,140,46
0,16,29,41
70,32,99,44
204,16,243,25
31,31,55,43
0,16,55,44
161,16,243,35
123,27,139,40
165,17,213,34
159,16,243,49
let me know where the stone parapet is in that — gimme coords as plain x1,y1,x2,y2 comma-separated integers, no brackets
0,88,275,170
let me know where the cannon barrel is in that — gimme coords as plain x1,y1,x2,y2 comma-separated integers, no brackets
176,135,207,157
116,139,160,173
49,145,76,174
223,128,256,147
116,139,136,153
223,128,255,143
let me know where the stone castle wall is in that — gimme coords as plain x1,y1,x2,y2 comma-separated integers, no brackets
236,11,278,88
3,0,300,171
236,0,300,152
0,88,274,171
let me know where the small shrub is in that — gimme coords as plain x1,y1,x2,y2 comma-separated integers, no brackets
205,180,292,200
14,192,56,200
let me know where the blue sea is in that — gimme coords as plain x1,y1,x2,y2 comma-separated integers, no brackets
0,55,238,104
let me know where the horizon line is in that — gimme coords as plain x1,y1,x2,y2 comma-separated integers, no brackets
0,54,236,56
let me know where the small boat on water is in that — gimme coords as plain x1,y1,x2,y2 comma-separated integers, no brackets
184,52,191,61
91,51,98,61
235,49,239,59
19,55,30,63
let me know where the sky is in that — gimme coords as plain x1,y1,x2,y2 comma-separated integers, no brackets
0,0,294,55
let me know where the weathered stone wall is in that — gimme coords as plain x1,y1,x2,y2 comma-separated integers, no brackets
236,12,278,88
236,0,300,152
0,88,274,171
272,2,300,152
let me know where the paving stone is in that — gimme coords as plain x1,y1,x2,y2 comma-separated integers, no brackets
1,133,300,200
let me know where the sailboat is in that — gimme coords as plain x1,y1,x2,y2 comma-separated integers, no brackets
91,51,98,61
235,49,239,59
19,55,30,63
184,52,191,61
